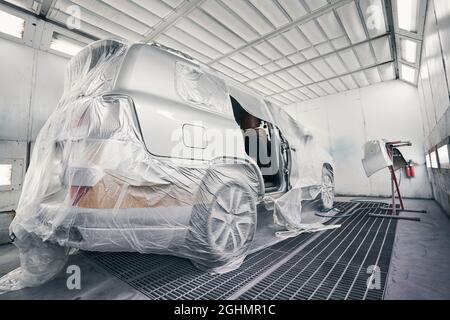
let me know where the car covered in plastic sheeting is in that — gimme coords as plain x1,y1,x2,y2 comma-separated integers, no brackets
0,39,334,291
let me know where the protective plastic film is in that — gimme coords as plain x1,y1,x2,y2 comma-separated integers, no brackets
0,40,334,292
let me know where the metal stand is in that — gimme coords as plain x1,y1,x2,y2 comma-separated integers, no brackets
368,141,426,222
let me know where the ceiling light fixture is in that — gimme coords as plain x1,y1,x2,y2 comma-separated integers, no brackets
401,38,418,64
50,33,84,56
397,0,419,32
401,64,416,83
0,9,25,39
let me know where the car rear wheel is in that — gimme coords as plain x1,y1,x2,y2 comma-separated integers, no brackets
187,176,257,273
320,166,335,210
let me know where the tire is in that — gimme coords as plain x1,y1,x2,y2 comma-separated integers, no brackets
186,172,258,273
320,166,335,210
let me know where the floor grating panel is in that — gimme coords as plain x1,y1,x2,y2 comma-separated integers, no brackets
85,201,396,300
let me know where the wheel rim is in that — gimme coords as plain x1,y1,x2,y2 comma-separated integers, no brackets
207,186,255,254
321,174,334,208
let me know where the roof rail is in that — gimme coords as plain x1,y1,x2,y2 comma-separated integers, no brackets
149,42,195,62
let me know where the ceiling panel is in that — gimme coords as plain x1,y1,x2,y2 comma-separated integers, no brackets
275,57,293,68
2,0,423,106
299,20,328,45
264,62,280,72
304,0,329,12
221,57,250,74
340,74,359,89
353,70,370,86
319,81,338,94
378,62,396,81
255,41,283,60
175,19,232,54
302,47,320,59
221,0,274,36
165,27,222,59
277,71,302,87
372,36,392,62
242,47,270,65
157,34,211,63
300,63,325,82
311,59,336,78
339,48,362,71
364,67,382,84
131,0,174,18
278,0,308,20
331,36,351,49
201,0,259,42
103,0,161,27
308,83,327,96
354,42,376,66
316,11,344,39
288,52,306,64
298,86,318,99
268,35,297,55
187,8,245,48
325,54,348,74
336,1,367,43
283,27,311,51
329,78,347,91
268,74,293,90
72,0,150,34
316,42,334,54
288,67,312,85
248,0,290,28
359,0,388,38
230,52,259,69
257,77,284,93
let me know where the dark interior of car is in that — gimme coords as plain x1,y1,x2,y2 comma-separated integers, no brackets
230,96,281,192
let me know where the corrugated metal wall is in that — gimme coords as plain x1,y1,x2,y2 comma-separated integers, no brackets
417,0,450,215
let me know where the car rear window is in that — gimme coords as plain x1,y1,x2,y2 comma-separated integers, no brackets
175,62,233,117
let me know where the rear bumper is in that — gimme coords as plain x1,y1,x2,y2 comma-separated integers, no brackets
40,203,192,254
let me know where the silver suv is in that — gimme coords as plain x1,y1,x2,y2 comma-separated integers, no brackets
8,40,335,284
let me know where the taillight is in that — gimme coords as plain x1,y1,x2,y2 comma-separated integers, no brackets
70,186,91,206
69,95,141,141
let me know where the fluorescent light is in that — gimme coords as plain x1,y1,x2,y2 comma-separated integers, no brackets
401,39,417,64
397,0,419,32
0,10,25,39
437,145,449,168
430,151,438,169
0,164,12,186
50,33,84,56
401,64,416,83
425,154,431,168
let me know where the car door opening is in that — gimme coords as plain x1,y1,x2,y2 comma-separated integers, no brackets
230,96,288,194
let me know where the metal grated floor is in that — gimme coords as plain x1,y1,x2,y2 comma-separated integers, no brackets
85,201,396,300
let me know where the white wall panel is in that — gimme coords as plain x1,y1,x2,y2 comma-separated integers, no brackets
0,38,34,141
0,37,67,142
30,51,67,140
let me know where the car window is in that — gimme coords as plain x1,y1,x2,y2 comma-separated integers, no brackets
175,62,233,116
